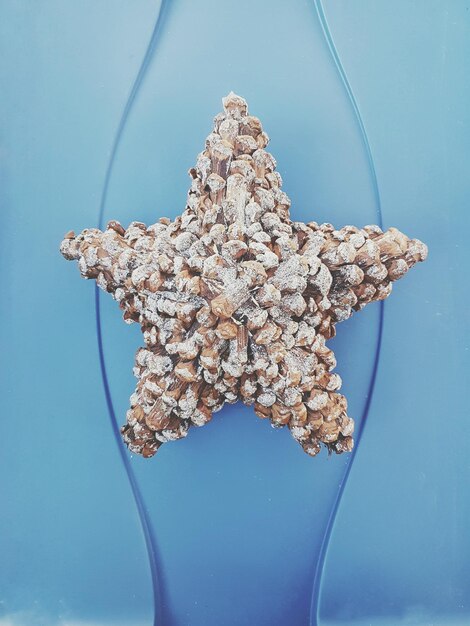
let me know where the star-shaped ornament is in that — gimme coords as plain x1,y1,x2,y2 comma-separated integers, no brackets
61,93,427,458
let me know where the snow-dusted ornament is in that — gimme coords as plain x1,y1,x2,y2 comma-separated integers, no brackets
61,93,427,458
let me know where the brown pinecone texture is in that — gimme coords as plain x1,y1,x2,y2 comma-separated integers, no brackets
60,92,427,458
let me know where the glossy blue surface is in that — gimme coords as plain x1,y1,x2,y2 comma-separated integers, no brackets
1,2,469,625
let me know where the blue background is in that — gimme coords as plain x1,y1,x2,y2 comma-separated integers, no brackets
1,1,469,625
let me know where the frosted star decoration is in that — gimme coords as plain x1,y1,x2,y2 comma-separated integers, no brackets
61,92,427,458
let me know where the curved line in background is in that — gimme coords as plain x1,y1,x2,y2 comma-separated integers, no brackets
310,1,385,625
95,1,170,624
96,290,164,626
98,0,169,230
314,0,382,225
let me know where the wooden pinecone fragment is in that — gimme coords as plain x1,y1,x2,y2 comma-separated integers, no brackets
60,92,427,458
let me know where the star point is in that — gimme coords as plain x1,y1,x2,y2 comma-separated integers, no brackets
61,92,427,458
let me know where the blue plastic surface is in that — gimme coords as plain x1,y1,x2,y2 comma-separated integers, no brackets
1,2,469,625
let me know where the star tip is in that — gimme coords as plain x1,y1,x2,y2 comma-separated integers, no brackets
420,240,429,261
222,91,248,115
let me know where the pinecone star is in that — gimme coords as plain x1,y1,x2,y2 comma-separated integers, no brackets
60,92,427,458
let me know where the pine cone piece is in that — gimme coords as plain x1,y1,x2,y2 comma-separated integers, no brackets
60,92,427,458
